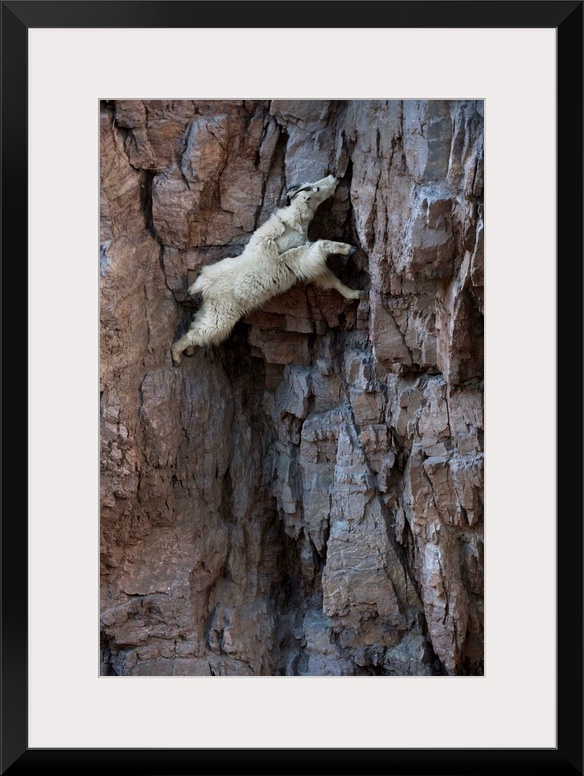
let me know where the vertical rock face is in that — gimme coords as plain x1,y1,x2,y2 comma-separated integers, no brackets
100,99,484,676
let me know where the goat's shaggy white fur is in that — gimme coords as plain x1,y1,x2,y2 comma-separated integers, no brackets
171,175,362,365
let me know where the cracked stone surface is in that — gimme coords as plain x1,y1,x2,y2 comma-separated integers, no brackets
100,99,484,676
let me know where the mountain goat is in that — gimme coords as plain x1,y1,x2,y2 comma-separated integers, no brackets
171,174,363,365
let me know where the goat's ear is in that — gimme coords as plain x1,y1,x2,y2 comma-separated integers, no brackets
286,185,311,206
285,185,300,206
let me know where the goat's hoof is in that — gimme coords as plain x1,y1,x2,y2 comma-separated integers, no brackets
184,346,196,357
348,246,357,256
358,290,367,298
171,350,182,366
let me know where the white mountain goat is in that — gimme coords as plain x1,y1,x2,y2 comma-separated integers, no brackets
171,174,363,365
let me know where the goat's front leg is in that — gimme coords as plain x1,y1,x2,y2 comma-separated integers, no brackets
281,240,363,299
316,240,356,259
314,266,363,300
281,240,355,280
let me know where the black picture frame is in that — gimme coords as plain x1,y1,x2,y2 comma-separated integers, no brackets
2,1,582,774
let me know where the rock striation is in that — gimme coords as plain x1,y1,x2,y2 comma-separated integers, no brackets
100,99,484,676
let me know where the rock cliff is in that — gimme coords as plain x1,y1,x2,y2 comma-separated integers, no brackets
100,99,484,676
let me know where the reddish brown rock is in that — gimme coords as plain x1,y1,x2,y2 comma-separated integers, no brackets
100,99,484,677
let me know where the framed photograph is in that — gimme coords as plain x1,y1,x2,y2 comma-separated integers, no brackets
5,1,582,773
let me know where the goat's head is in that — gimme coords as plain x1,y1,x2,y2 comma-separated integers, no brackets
285,174,339,210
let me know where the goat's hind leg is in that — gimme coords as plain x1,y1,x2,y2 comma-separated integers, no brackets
171,303,238,365
171,321,209,366
171,309,210,366
171,328,198,366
